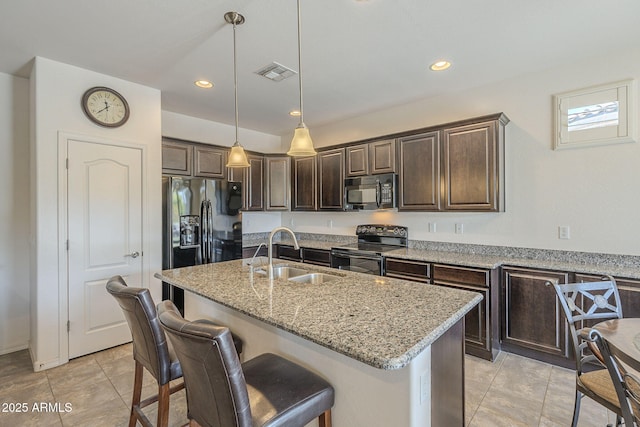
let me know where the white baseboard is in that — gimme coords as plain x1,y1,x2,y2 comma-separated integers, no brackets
0,342,29,356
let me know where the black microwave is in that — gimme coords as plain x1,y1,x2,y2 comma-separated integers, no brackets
344,173,396,210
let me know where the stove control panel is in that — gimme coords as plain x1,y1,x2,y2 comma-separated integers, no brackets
356,224,408,238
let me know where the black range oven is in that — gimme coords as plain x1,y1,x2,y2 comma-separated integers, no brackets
331,225,408,276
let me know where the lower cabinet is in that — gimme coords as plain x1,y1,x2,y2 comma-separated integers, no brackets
383,257,498,361
302,248,331,267
275,244,301,261
384,258,430,283
242,245,267,259
432,264,499,361
501,267,570,366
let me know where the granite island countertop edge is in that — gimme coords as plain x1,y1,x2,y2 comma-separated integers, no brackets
155,259,482,370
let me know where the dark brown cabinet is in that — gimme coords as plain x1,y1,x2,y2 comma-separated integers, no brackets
162,140,192,176
345,144,369,176
397,132,441,211
383,258,499,361
369,139,396,174
276,244,301,261
228,155,264,211
265,156,290,211
501,267,570,364
242,245,267,259
291,156,317,211
442,117,506,212
432,264,499,361
194,146,227,179
346,139,396,177
302,248,331,267
318,148,345,210
384,258,430,283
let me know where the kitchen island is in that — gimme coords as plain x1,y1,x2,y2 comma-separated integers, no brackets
156,258,482,426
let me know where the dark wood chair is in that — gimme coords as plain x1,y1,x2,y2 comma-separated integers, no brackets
552,277,623,427
106,276,243,427
157,299,334,427
591,324,640,427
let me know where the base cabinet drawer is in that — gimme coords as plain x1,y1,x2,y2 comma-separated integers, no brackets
276,244,301,261
384,258,430,283
302,248,331,267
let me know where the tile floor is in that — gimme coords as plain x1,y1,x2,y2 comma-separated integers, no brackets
0,345,619,426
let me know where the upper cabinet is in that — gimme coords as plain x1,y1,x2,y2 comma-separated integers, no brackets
398,132,441,211
346,139,396,177
398,113,508,212
442,118,506,212
318,148,345,211
291,156,317,211
265,156,290,211
369,139,396,174
228,154,264,211
194,145,227,179
162,140,192,176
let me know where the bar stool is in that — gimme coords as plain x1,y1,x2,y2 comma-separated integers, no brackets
157,300,335,427
106,276,243,427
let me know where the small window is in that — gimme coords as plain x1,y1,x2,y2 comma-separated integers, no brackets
554,79,637,150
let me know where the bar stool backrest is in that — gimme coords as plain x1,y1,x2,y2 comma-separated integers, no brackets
157,300,251,427
106,275,173,385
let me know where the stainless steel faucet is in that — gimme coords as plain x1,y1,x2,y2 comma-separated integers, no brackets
268,226,299,279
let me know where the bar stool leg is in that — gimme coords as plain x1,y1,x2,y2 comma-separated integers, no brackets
319,409,332,427
130,360,144,427
157,383,170,427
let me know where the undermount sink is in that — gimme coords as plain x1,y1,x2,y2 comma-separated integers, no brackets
288,273,338,284
255,265,308,279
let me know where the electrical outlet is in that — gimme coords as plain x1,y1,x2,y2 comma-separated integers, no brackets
455,223,463,234
558,226,570,239
428,222,437,233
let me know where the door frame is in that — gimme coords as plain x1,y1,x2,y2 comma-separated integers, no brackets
57,131,149,364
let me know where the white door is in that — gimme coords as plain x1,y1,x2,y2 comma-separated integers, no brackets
67,138,143,358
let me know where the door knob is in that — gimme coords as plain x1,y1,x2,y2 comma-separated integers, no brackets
125,251,140,259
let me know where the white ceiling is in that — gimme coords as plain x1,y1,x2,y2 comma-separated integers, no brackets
1,0,640,136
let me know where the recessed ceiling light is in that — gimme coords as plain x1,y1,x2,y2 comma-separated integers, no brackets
194,80,213,88
430,60,451,71
289,110,301,117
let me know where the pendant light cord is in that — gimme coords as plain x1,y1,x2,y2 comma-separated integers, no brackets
296,0,304,125
232,14,240,143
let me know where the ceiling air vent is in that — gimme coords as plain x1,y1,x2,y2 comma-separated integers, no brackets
254,62,297,82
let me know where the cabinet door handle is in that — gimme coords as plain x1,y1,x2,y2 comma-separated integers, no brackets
125,251,140,259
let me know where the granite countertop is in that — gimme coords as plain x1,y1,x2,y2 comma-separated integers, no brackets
244,233,640,280
155,259,482,370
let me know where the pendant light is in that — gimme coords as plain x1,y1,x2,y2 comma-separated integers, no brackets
225,12,250,168
287,0,317,157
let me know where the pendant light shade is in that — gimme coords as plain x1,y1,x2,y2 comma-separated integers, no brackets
224,12,250,168
287,0,316,157
288,124,316,156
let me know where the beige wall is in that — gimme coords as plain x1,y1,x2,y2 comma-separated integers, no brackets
0,72,30,355
29,57,162,369
281,46,640,256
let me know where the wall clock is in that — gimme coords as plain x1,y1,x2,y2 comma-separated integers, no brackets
81,86,130,127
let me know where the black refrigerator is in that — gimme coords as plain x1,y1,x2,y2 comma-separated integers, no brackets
162,176,243,313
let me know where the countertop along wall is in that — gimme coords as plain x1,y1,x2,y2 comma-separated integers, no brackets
278,46,640,257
